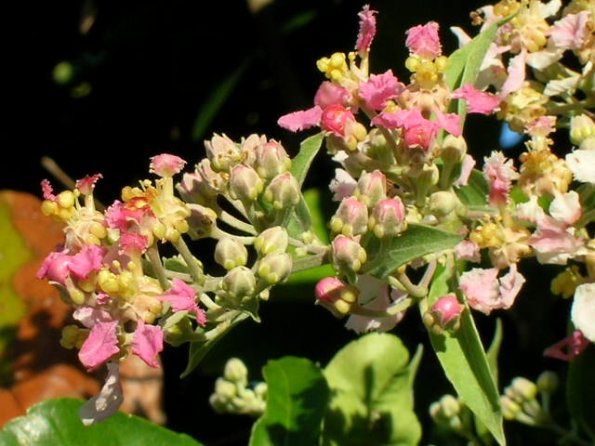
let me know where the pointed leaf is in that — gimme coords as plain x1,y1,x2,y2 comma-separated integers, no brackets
363,224,462,279
567,345,595,439
0,398,203,446
290,132,324,187
249,357,329,446
322,333,421,446
425,265,505,445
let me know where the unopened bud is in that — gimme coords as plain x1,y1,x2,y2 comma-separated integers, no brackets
355,170,387,208
428,191,457,217
500,395,522,420
369,197,407,238
315,276,359,317
220,266,256,301
321,104,355,137
536,371,559,394
330,197,369,236
424,294,464,334
255,140,291,180
254,226,289,256
205,133,242,172
187,204,217,239
331,235,367,275
440,134,467,164
229,164,264,203
570,114,595,146
510,377,538,401
224,358,249,385
263,172,300,210
257,253,292,285
215,238,248,270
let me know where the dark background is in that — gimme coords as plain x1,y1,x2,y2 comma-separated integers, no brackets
2,1,570,444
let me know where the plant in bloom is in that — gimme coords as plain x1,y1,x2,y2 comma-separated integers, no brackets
32,1,595,445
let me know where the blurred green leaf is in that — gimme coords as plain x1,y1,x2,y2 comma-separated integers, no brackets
363,224,462,279
250,357,329,446
567,345,595,440
426,265,505,445
322,333,421,446
192,58,251,142
455,169,488,208
0,398,203,446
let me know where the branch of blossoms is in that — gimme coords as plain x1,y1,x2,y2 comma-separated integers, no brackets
36,1,595,439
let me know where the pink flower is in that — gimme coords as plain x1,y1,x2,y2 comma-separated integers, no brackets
105,200,153,231
359,70,404,110
76,174,103,195
132,321,164,368
405,21,441,58
150,154,187,177
483,151,517,205
73,306,113,328
68,245,104,279
315,277,347,304
530,216,585,265
159,278,206,326
454,154,476,187
434,110,462,137
314,81,351,109
78,321,120,370
321,104,356,136
355,5,377,53
454,239,480,263
550,12,591,51
79,362,124,426
119,232,149,254
452,84,500,115
41,179,57,201
277,106,323,132
460,265,525,315
37,250,72,283
544,330,589,361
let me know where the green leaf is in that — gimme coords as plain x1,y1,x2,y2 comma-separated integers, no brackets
567,345,595,439
286,133,325,238
363,224,462,279
455,169,489,208
0,398,203,446
249,356,329,446
191,58,250,142
322,333,421,446
486,319,503,386
425,265,505,445
290,132,324,187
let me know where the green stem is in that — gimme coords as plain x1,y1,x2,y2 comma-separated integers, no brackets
219,210,257,235
211,225,256,244
173,237,204,284
291,252,328,273
147,246,170,290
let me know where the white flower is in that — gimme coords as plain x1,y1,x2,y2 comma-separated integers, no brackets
571,283,595,343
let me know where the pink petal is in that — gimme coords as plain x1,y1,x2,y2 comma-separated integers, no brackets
452,84,500,115
37,250,71,283
76,174,103,195
41,179,57,201
314,81,351,109
497,264,525,309
150,154,187,177
132,321,164,368
119,232,149,254
499,50,526,99
78,321,120,370
405,21,442,58
550,11,590,50
460,267,500,314
277,106,323,132
359,70,404,110
355,5,377,53
68,245,104,279
159,278,206,326
544,330,589,361
435,111,462,137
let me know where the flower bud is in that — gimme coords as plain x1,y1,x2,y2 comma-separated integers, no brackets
224,358,249,385
369,197,407,238
215,238,248,270
229,164,264,203
536,371,559,395
500,395,521,420
254,226,289,256
510,377,538,401
424,294,464,334
263,172,301,210
220,266,256,301
315,276,358,317
255,140,291,180
331,235,367,275
205,133,242,172
570,114,595,146
428,191,457,218
440,134,467,164
321,104,355,136
355,170,387,208
187,204,217,239
257,253,292,285
330,197,369,236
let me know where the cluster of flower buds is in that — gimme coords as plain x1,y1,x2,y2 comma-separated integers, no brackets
429,394,475,437
500,371,559,426
209,358,267,417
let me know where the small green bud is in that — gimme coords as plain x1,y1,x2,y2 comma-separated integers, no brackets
511,377,538,401
53,61,75,85
224,358,249,385
254,226,289,256
255,140,291,180
257,253,292,285
536,370,559,394
500,395,521,420
215,238,248,270
229,164,264,202
428,191,457,217
263,172,300,210
440,134,467,164
570,114,595,146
